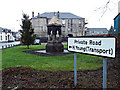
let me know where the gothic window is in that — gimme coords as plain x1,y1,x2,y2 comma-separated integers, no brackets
71,19,73,32
62,26,65,31
68,20,69,28
79,20,82,24
62,20,65,25
1,36,2,40
6,36,7,40
79,26,81,31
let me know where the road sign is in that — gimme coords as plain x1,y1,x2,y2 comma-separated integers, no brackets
68,37,116,58
68,36,117,88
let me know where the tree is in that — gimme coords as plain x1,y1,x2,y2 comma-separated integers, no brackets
20,13,36,49
94,0,117,20
108,25,114,34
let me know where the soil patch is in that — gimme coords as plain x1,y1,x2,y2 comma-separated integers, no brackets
2,51,120,89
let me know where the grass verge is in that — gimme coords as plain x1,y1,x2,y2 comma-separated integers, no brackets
2,45,103,71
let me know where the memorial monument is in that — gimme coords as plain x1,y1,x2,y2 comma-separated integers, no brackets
46,15,64,52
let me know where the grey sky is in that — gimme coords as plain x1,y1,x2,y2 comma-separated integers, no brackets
0,0,119,31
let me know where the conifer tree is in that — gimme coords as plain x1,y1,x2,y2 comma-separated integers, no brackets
20,13,36,49
109,26,114,34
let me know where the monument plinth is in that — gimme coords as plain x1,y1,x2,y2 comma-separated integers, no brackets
46,15,64,52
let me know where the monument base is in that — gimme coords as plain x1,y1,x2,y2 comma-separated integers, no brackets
46,42,64,52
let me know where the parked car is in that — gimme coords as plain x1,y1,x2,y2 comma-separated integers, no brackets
34,39,41,45
15,38,20,41
8,39,14,42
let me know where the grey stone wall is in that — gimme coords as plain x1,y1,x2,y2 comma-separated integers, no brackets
32,17,86,38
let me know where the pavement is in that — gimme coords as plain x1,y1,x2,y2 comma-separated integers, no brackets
41,42,67,45
0,41,20,49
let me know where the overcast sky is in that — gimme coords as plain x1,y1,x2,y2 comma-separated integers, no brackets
0,0,119,31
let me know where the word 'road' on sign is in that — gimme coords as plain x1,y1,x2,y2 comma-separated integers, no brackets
68,37,116,58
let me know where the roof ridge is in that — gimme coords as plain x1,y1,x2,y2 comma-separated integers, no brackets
41,12,71,13
39,12,83,19
87,28,108,30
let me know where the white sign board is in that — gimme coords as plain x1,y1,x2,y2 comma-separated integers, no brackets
68,37,116,58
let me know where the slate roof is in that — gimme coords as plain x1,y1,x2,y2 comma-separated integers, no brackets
33,12,83,19
87,28,108,31
0,27,11,33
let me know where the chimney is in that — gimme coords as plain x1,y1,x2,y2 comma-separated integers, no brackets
54,12,55,16
38,13,40,18
32,12,34,18
118,1,120,13
57,11,60,18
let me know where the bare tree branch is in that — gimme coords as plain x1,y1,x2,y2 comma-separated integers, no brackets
94,0,111,21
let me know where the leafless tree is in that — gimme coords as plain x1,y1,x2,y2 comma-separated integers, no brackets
94,0,118,21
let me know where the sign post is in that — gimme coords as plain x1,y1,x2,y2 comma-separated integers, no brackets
74,53,77,86
68,37,116,88
103,58,107,88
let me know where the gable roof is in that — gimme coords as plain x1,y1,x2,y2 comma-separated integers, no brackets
87,28,108,31
33,12,83,19
48,15,62,25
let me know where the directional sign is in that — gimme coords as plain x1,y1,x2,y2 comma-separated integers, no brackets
68,37,116,58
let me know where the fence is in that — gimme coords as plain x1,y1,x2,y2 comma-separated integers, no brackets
0,44,20,50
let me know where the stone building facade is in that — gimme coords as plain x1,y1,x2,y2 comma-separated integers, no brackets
86,28,108,36
31,12,87,38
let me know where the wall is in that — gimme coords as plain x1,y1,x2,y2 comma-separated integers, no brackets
32,18,47,37
86,30,108,35
118,1,120,14
0,32,7,42
32,17,86,38
0,32,14,42
114,14,120,34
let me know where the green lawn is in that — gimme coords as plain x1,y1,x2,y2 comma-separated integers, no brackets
2,45,103,71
